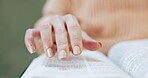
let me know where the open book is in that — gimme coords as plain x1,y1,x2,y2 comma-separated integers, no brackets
21,39,148,78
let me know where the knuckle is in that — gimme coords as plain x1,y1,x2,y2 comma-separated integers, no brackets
69,23,78,27
52,15,62,21
65,15,79,27
65,14,74,18
57,42,68,49
55,28,66,34
42,22,50,26
26,29,34,36
72,37,82,44
54,15,61,18
58,41,67,46
26,28,32,33
41,24,51,29
50,15,63,24
35,16,51,27
68,26,80,35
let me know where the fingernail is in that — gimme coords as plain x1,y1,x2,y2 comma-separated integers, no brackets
98,42,102,47
27,43,35,54
59,50,67,59
46,48,53,57
73,46,81,55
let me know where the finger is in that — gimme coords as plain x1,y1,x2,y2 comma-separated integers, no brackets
40,23,55,57
82,31,102,51
51,15,69,60
24,29,39,53
64,14,82,56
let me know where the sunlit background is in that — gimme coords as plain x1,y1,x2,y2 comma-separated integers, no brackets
0,0,46,78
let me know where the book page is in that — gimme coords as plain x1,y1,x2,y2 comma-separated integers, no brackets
21,50,131,78
108,39,148,78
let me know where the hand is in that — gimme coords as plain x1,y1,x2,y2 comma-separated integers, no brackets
24,14,102,60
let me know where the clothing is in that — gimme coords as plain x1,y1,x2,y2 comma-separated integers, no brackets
43,0,148,54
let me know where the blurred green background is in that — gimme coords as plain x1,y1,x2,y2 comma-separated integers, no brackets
0,0,46,78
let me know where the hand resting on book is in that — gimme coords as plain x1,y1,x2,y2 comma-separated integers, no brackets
24,14,102,60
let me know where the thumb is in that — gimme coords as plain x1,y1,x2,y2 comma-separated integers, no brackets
82,31,102,51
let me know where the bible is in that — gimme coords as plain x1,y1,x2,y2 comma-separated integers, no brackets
21,39,148,78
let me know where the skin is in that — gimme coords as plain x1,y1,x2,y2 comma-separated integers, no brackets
24,14,101,60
